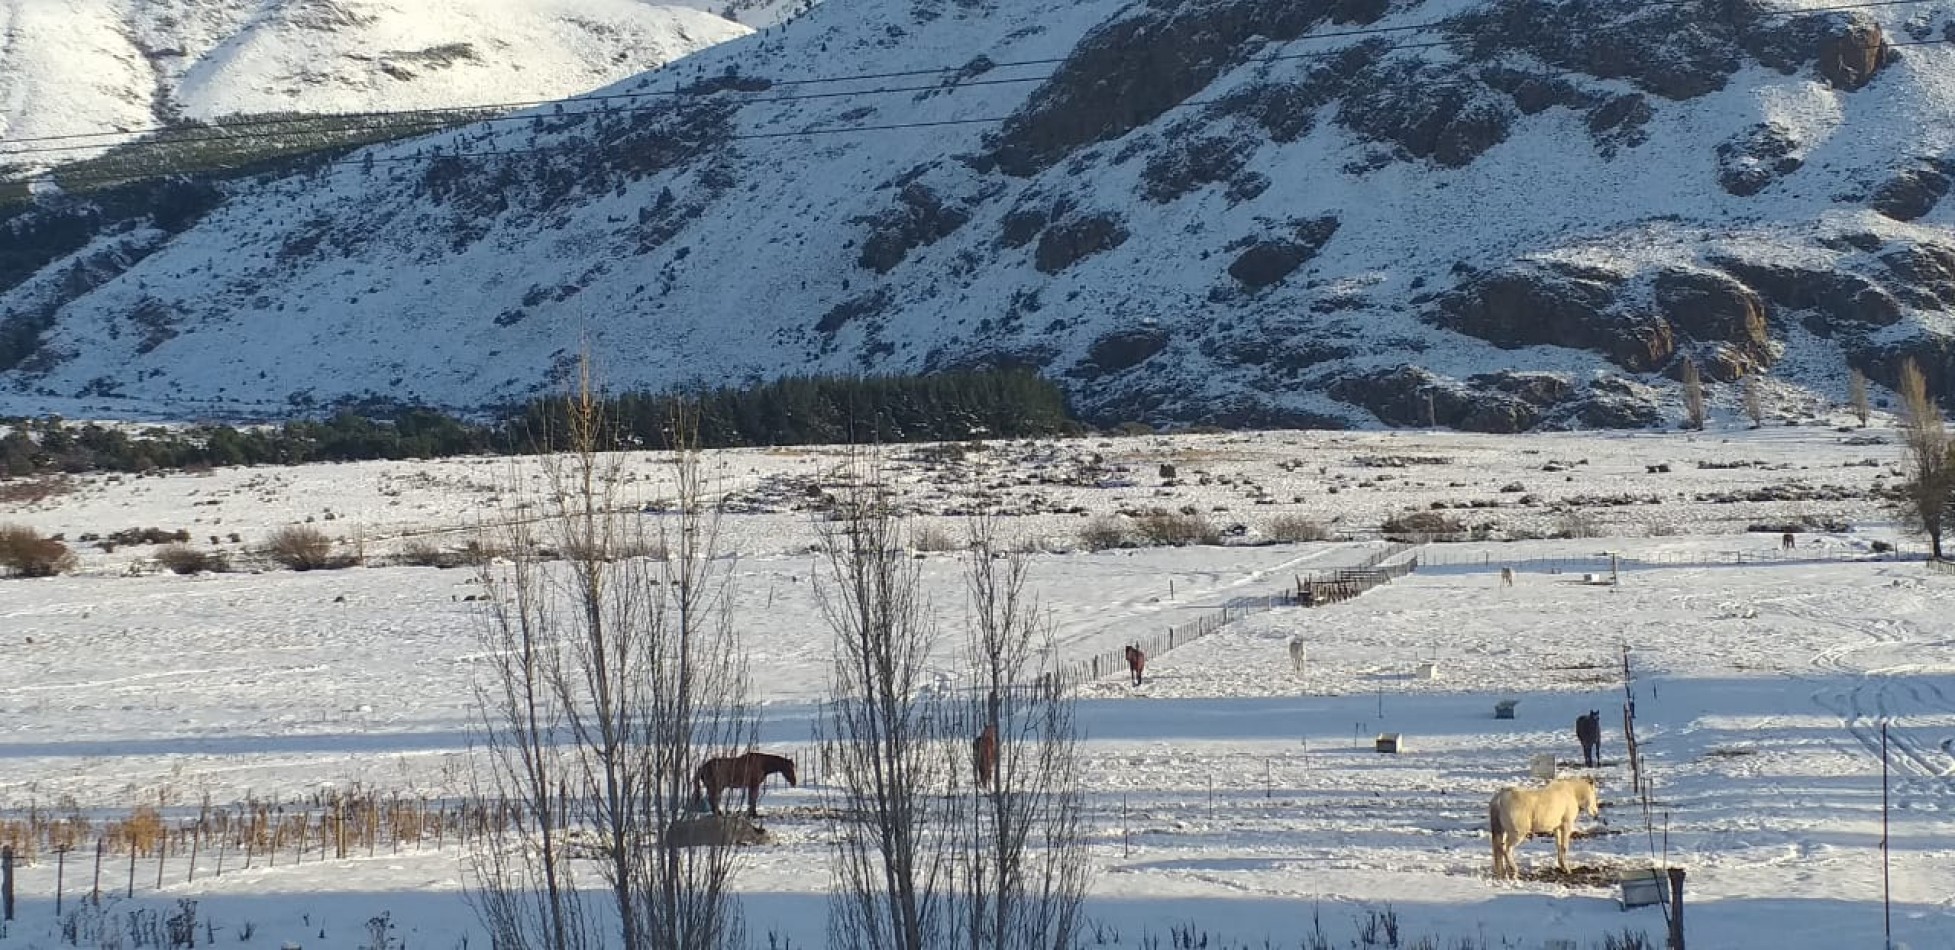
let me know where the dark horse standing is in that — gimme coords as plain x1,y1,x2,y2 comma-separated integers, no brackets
1125,644,1147,687
1575,710,1603,767
974,724,999,789
694,751,797,817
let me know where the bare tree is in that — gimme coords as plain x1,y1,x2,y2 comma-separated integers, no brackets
819,451,957,950
1849,366,1872,427
470,382,751,950
1742,374,1765,428
953,519,1090,950
1896,359,1954,559
1681,359,1706,430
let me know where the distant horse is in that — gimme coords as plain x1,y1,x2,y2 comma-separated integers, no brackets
1499,567,1515,588
694,752,797,817
1287,636,1308,675
1125,644,1147,686
1781,531,1796,552
1575,710,1602,767
974,724,999,788
1489,776,1600,878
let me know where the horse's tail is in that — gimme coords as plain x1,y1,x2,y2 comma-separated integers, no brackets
1488,798,1502,870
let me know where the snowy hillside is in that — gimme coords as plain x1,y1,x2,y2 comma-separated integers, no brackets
0,0,760,154
0,426,1950,948
6,0,1955,428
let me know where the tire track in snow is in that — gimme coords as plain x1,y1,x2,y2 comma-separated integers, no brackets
1789,589,1955,788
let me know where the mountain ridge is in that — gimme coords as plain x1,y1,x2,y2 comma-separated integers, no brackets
5,0,1955,429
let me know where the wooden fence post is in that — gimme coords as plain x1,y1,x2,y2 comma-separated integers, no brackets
3,845,15,921
92,838,103,904
1667,868,1685,949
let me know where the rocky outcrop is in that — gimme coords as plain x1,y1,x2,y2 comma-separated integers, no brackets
1337,63,1516,167
1717,123,1803,196
1226,216,1340,289
1034,212,1129,274
856,183,973,273
1436,262,1675,371
1329,366,1578,432
1870,160,1955,221
1741,8,1889,90
1653,269,1770,363
1141,130,1258,203
1451,0,1742,101
987,0,1388,176
1074,327,1170,376
1710,258,1904,331
1879,240,1955,309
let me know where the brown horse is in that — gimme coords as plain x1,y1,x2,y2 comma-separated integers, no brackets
1125,644,1146,686
694,751,797,817
974,724,999,788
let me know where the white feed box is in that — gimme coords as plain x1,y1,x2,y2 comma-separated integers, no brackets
1415,662,1439,680
1618,868,1668,910
1530,752,1558,780
1375,732,1404,754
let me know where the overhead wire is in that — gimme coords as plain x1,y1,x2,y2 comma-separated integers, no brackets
3,0,1950,189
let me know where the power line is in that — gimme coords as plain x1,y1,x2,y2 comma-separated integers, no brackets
0,0,1942,158
6,0,1946,191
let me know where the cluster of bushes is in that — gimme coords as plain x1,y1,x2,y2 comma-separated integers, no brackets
0,369,1080,478
0,524,75,577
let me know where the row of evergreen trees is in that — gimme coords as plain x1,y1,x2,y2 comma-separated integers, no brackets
0,370,1080,477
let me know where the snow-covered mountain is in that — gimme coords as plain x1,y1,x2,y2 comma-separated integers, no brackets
0,0,770,155
6,0,1955,429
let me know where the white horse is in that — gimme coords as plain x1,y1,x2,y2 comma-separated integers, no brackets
1287,636,1307,675
1499,567,1515,587
1489,776,1600,879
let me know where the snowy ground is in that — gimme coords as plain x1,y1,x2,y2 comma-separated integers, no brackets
1,423,1951,949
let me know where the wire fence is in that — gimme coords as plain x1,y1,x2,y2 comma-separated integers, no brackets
1416,545,1909,573
1060,543,1421,685
1927,557,1955,576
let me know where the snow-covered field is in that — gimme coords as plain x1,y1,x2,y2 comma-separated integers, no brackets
1,424,1951,949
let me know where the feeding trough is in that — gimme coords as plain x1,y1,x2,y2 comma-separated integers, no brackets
1530,752,1558,780
1618,867,1668,910
1494,699,1519,719
1375,732,1404,754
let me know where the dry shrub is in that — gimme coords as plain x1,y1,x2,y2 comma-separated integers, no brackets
262,525,351,571
155,544,229,575
112,804,166,854
910,523,960,553
1263,513,1332,543
0,476,74,505
397,538,466,568
1078,515,1132,551
1380,510,1465,541
0,524,77,577
1134,510,1221,546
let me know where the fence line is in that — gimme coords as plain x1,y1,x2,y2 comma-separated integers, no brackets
1928,558,1955,575
1415,546,1904,571
1060,543,1422,685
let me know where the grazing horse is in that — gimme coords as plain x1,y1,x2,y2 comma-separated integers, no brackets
1781,531,1796,552
1287,636,1307,675
974,724,999,788
1125,644,1147,686
694,752,797,817
1499,567,1515,588
1489,776,1600,878
1575,710,1602,767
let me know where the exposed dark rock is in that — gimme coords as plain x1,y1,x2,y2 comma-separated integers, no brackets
815,289,891,334
1848,330,1955,403
1467,370,1574,406
1034,212,1129,274
1711,258,1904,330
1328,366,1557,433
997,207,1047,248
1436,262,1675,371
1076,326,1170,375
1225,173,1271,204
1478,67,1601,114
1337,62,1516,167
1141,131,1257,203
1586,93,1654,155
1742,8,1888,89
1878,240,1955,309
1653,269,1770,356
987,0,1388,176
1572,392,1666,428
856,183,972,273
1870,159,1955,221
1716,122,1803,196
1225,216,1339,289
1451,0,1742,101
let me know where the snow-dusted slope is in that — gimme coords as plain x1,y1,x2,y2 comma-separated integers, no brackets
0,0,754,151
5,0,1955,427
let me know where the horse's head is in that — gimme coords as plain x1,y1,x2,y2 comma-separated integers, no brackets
781,757,799,787
1577,776,1600,816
